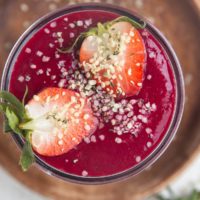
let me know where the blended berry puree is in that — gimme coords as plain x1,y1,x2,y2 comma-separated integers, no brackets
9,10,176,177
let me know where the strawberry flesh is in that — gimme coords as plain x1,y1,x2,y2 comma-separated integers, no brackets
25,87,98,156
80,21,146,98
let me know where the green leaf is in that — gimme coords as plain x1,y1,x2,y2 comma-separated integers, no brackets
58,16,146,54
0,103,6,112
0,103,19,133
57,27,98,54
5,107,22,135
0,91,25,120
110,16,146,29
97,22,107,36
190,190,200,200
154,190,200,200
0,89,36,172
57,33,86,53
19,137,35,172
0,102,27,134
3,118,12,133
0,102,19,115
86,27,98,36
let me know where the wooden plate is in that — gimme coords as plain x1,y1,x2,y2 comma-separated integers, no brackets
0,0,200,199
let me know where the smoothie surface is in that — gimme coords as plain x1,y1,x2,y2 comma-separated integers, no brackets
9,10,176,177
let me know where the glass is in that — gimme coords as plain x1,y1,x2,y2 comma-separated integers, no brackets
1,3,184,184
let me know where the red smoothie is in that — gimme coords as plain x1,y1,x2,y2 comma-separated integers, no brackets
8,10,176,177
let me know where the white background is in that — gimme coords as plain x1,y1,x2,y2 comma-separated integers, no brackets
0,155,200,200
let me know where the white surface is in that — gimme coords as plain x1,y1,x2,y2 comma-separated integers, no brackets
0,155,200,200
0,166,48,200
160,154,200,198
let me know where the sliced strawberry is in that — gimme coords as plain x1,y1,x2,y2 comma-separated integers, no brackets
24,87,98,156
80,21,146,98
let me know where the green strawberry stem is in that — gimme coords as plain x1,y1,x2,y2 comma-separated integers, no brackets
58,16,146,53
0,90,35,171
19,120,35,130
19,114,54,132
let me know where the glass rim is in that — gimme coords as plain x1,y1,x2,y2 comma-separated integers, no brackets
1,3,185,184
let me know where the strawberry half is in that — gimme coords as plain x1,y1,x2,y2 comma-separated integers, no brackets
80,20,146,98
60,16,146,98
25,87,98,156
0,87,98,170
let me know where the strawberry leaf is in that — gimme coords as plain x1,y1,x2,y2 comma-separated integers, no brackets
0,102,19,133
58,16,146,53
0,103,6,112
97,22,107,36
0,89,35,171
110,16,146,29
3,118,12,133
5,107,22,135
57,27,98,54
0,102,19,116
19,136,35,172
0,91,25,120
57,33,86,53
